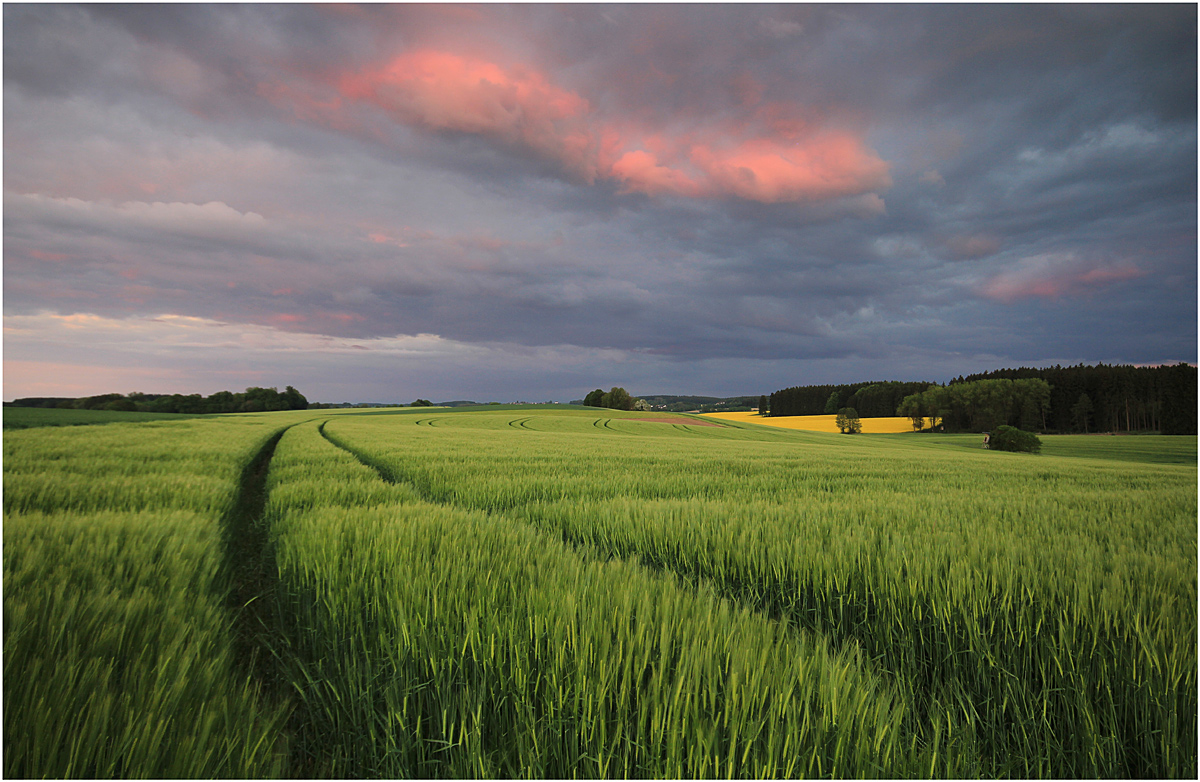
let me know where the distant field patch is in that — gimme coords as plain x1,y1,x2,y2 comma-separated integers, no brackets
703,411,915,433
2,407,200,429
635,416,722,426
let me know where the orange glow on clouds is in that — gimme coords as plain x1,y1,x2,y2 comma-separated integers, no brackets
292,48,893,204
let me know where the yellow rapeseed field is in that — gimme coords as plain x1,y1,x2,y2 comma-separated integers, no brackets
701,411,916,433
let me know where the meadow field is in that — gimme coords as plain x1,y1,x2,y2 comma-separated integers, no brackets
3,406,1195,777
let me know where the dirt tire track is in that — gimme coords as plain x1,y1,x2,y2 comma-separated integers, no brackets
219,423,301,771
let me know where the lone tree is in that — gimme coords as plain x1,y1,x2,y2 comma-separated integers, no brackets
896,393,925,431
835,407,862,434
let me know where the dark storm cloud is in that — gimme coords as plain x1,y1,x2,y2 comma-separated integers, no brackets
4,4,1194,401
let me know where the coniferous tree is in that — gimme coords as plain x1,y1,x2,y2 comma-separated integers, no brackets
1072,393,1094,434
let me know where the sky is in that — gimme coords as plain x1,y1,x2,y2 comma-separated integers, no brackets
4,3,1196,404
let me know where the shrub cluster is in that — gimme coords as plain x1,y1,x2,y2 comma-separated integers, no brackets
988,425,1042,453
582,387,635,410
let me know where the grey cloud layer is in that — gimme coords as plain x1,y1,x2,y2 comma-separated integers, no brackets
4,4,1195,400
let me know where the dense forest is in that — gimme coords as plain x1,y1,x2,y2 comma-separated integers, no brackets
769,381,933,419
769,363,1197,434
896,378,1053,433
6,386,309,414
955,363,1197,435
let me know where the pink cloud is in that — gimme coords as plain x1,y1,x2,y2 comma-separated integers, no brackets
688,134,893,203
607,149,702,197
977,253,1146,303
265,48,891,205
338,50,596,179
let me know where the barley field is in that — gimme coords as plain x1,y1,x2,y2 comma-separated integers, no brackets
4,406,1195,777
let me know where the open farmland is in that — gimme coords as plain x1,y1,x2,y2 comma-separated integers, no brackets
4,407,1196,777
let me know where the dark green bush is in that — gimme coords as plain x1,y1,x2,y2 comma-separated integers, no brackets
988,425,1041,453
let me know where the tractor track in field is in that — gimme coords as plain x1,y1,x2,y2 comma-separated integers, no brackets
315,419,807,630
319,421,400,487
590,417,628,433
310,418,989,752
219,424,296,716
222,416,1191,779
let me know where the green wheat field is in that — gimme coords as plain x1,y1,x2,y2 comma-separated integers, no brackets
3,406,1196,778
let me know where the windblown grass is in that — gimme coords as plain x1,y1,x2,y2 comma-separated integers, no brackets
325,409,1196,778
4,406,1194,777
2,415,310,778
267,422,939,777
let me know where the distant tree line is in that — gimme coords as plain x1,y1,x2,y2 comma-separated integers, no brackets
636,395,758,413
769,381,933,418
7,386,309,414
769,362,1197,434
954,363,1196,435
